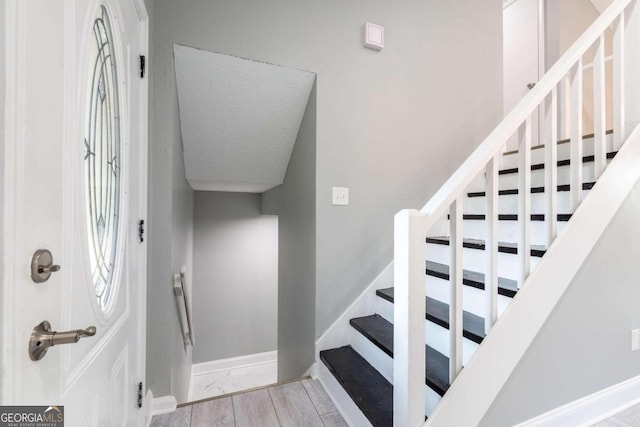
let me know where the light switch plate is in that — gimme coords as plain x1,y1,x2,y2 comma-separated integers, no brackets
632,329,639,351
332,187,349,206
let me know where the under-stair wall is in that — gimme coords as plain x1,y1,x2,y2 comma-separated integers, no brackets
262,84,318,381
479,176,640,426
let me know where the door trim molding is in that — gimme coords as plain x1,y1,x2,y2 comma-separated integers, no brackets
1,0,26,403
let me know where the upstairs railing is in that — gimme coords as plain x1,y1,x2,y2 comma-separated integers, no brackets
393,0,634,425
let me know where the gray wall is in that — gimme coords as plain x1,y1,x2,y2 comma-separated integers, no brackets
146,0,194,402
192,192,278,363
480,178,640,427
263,84,317,380
151,0,503,343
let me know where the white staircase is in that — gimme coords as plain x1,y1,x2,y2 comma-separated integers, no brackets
317,0,640,425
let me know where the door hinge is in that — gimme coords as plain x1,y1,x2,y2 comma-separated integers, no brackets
139,55,146,78
138,219,145,243
137,381,143,408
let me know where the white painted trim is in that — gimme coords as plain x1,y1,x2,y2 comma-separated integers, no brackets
135,4,150,422
316,262,393,354
425,124,640,426
144,389,154,427
303,362,318,379
516,375,640,427
0,0,22,403
151,395,177,416
190,350,278,376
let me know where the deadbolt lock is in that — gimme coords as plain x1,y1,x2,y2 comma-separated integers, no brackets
31,249,61,283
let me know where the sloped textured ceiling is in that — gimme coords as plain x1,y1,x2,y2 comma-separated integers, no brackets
174,44,315,192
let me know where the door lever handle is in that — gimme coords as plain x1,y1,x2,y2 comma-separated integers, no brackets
29,321,97,361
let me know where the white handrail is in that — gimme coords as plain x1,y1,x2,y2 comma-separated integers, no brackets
393,0,634,425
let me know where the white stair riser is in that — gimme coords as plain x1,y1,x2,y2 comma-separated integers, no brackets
374,276,513,320
426,242,541,282
376,295,394,324
458,219,568,246
425,385,442,418
348,328,443,417
349,327,393,383
426,275,513,318
375,297,480,364
498,160,607,189
500,135,612,169
463,190,591,215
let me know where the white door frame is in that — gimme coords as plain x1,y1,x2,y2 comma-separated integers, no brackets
503,0,547,147
504,0,547,74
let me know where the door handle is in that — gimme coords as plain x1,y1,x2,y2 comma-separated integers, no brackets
29,320,97,361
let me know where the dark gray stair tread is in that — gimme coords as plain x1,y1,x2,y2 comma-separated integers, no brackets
375,288,486,344
349,314,450,396
499,151,617,175
426,260,518,298
425,236,547,257
468,181,595,198
455,213,571,221
320,346,393,427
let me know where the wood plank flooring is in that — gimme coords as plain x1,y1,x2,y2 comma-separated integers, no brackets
150,379,347,427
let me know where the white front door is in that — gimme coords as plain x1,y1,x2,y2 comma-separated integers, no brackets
504,0,543,149
2,1,148,425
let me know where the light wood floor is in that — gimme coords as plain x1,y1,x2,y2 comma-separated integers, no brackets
150,378,347,427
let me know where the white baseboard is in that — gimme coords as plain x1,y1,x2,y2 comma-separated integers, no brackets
151,395,177,416
316,262,393,354
304,362,318,379
189,350,278,401
191,350,278,376
516,375,640,427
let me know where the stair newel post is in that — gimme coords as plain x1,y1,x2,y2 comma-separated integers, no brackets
613,10,625,150
545,87,559,247
393,209,427,427
485,158,498,334
449,197,463,382
570,59,583,212
593,35,607,179
519,117,532,285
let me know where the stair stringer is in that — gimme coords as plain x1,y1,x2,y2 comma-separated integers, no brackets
424,123,640,427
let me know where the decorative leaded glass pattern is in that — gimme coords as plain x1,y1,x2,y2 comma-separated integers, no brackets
84,6,121,312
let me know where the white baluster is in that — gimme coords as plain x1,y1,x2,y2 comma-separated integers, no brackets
545,87,558,247
393,209,426,427
449,198,463,382
485,157,498,334
613,11,625,150
519,118,531,285
593,35,606,179
570,60,583,212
